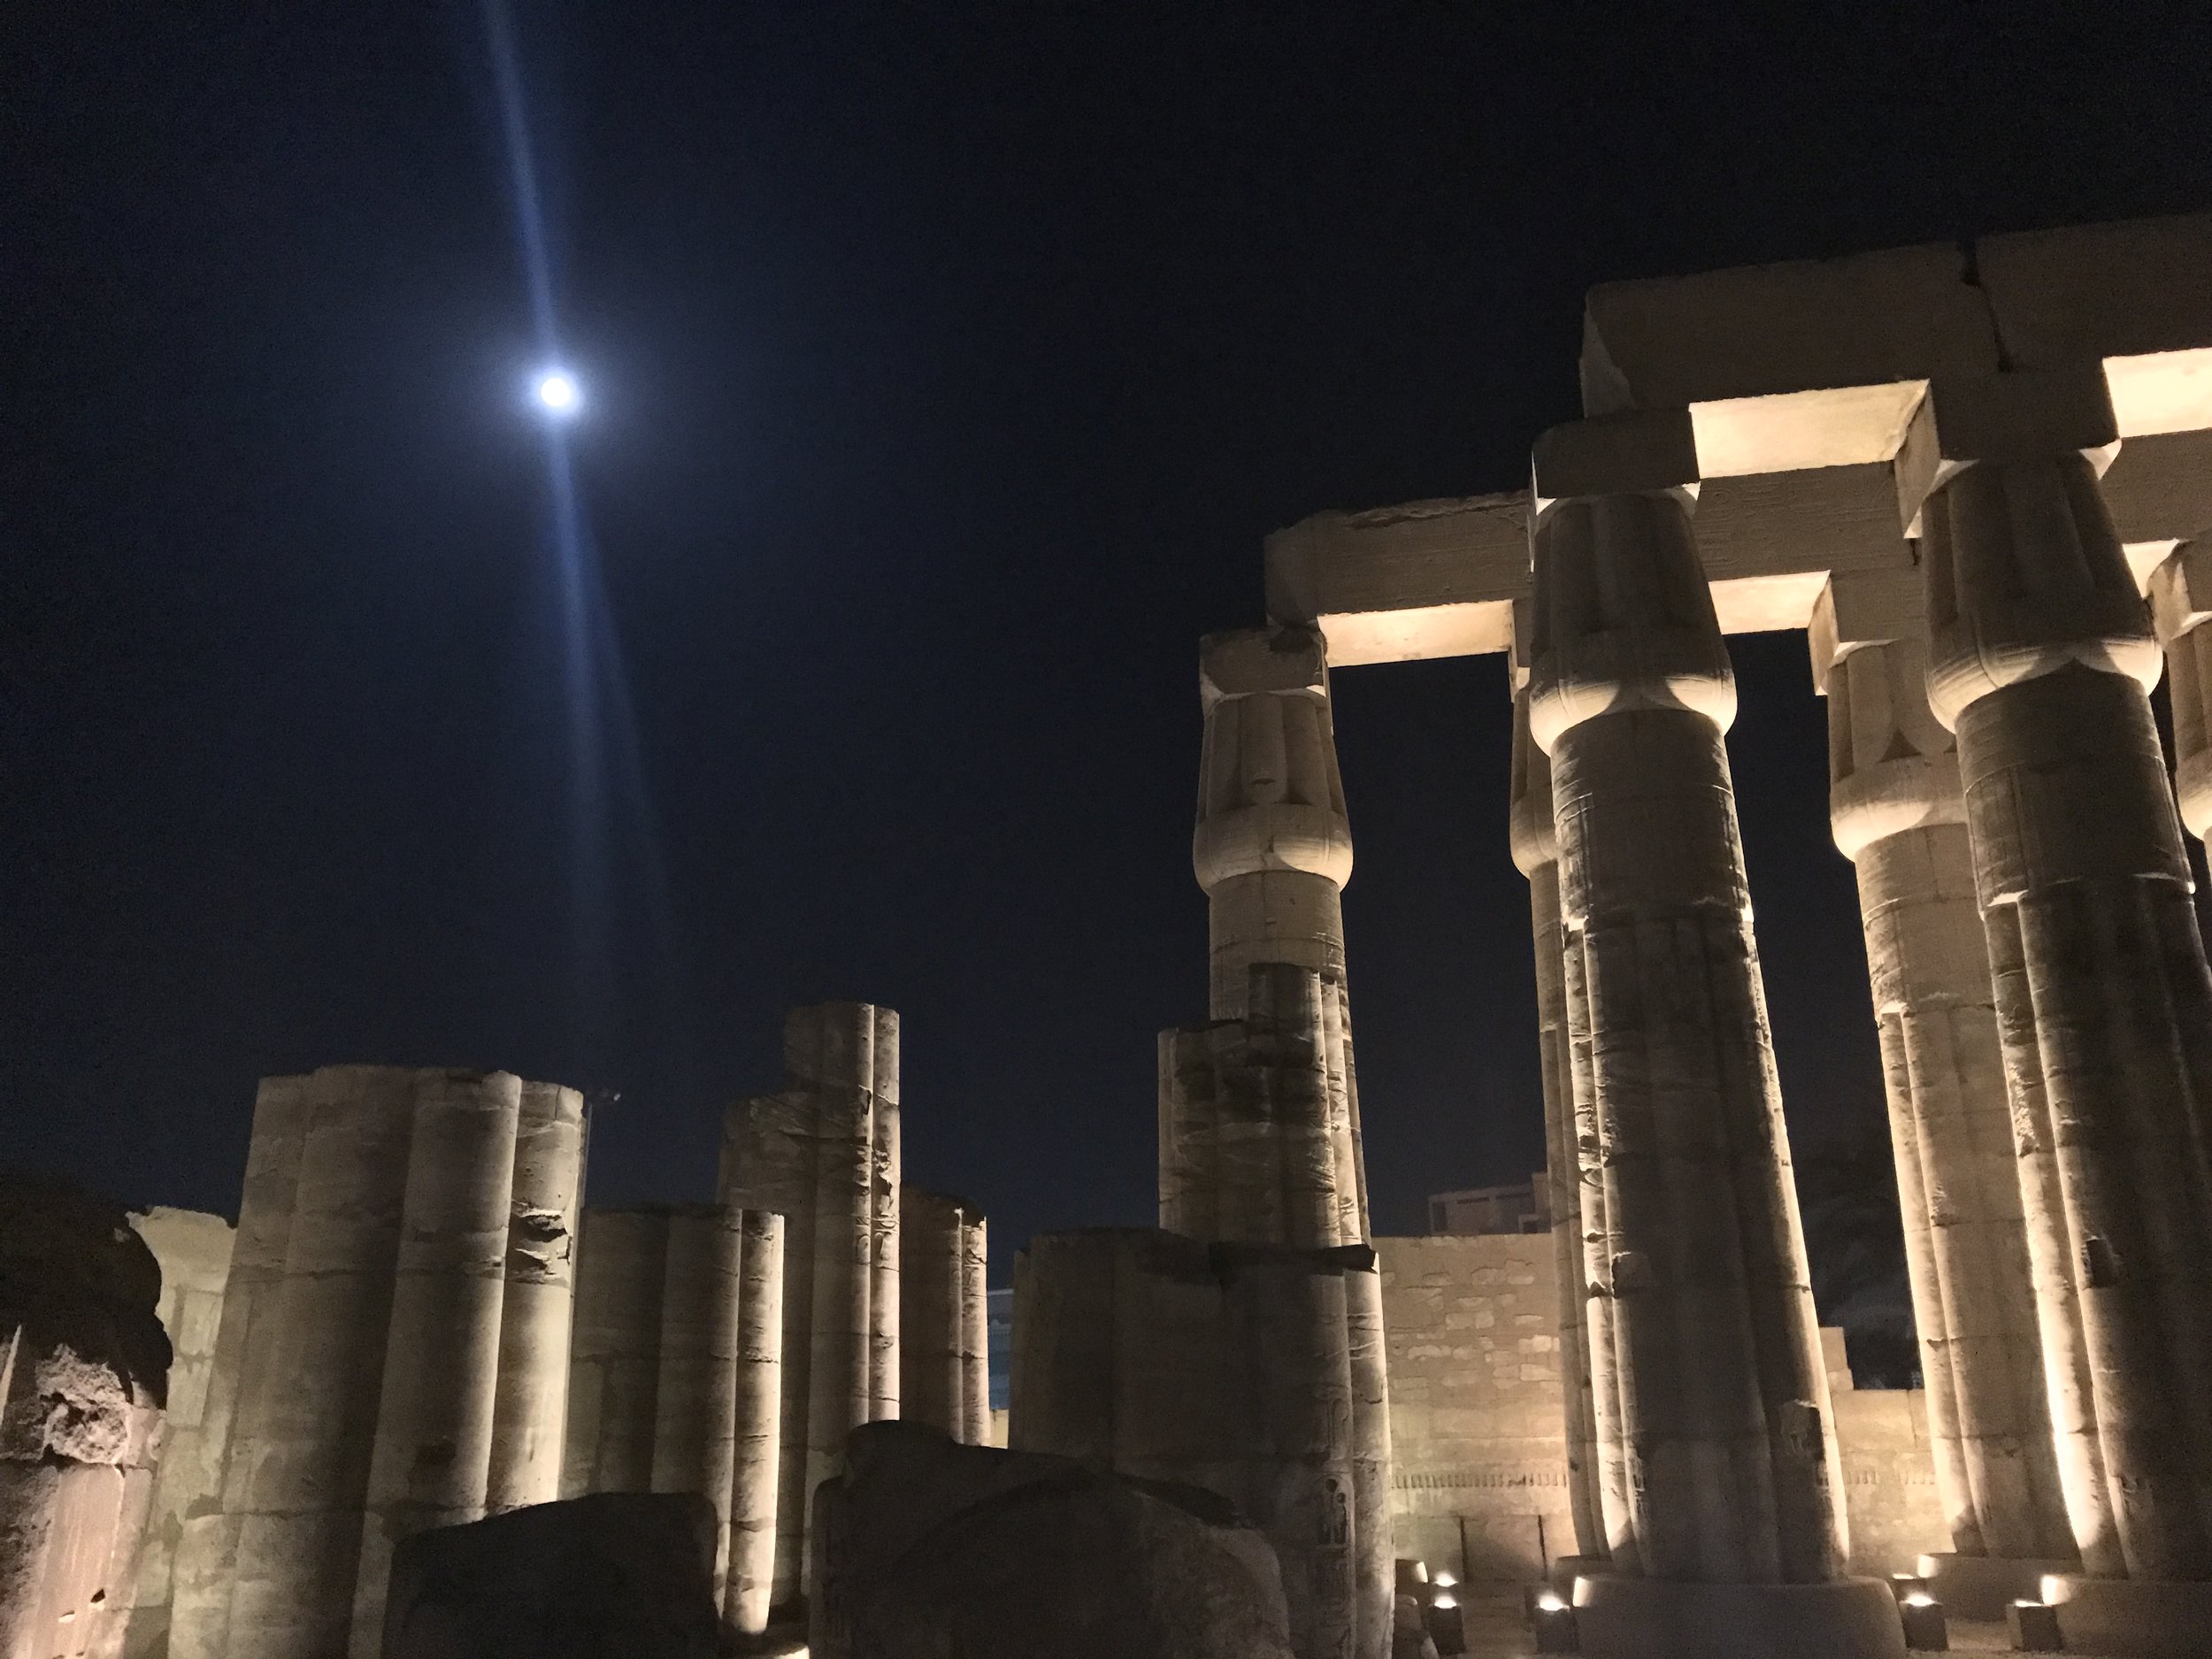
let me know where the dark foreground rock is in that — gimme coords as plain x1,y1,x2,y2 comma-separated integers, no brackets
810,1419,1294,1659
380,1491,718,1659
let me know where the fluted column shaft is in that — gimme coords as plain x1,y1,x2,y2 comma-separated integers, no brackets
1825,634,2075,1562
1530,485,1845,1585
1923,442,2212,1582
1509,688,1607,1562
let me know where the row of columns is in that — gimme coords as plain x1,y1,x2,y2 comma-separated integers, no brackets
166,1065,588,1659
559,1203,785,1640
1483,374,2212,1649
717,1001,902,1616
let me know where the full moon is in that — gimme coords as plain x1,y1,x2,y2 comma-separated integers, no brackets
533,368,581,415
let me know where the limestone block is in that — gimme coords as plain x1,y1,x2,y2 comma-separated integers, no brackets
1263,495,1526,665
380,1492,718,1659
1,1178,171,1659
810,1420,1294,1659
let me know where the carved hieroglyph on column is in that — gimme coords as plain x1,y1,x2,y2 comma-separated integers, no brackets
1916,372,2212,1585
1526,431,1850,1592
1820,614,2076,1572
718,1002,900,1614
1507,687,1606,1565
1190,625,1366,1242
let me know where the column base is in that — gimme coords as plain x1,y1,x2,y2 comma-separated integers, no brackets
2047,1574,2212,1657
1917,1553,2078,1622
1571,1575,1906,1659
1547,1555,1609,1596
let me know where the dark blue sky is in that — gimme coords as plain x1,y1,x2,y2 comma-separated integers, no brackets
8,4,2208,1271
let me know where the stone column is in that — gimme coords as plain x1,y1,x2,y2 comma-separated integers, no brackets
486,1080,587,1513
1912,369,2212,1586
167,1073,307,1659
720,1001,900,1614
1,1179,170,1659
1526,416,1873,1641
125,1206,235,1656
727,1210,785,1641
1507,683,1608,1565
1159,963,1340,1248
1815,586,2077,1596
898,1188,964,1438
561,1209,671,1498
900,1189,991,1445
1193,626,1367,1239
349,1070,523,1657
219,1064,418,1659
958,1208,990,1449
2152,534,2212,843
652,1210,746,1608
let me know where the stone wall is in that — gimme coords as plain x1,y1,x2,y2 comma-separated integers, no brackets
1374,1235,1947,1583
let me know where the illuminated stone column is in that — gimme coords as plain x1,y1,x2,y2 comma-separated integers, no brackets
1527,416,1886,1655
485,1079,588,1512
720,1001,900,1614
1159,962,1340,1248
1816,590,2076,1601
900,1188,989,1444
167,1073,305,1659
1507,683,1608,1564
1913,369,2212,1588
2150,534,2212,842
726,1209,785,1640
348,1071,522,1658
1193,625,1367,1237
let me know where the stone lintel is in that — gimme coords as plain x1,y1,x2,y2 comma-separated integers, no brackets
2149,538,2212,644
1581,211,2212,413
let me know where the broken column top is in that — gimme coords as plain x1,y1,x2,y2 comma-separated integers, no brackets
782,1001,900,1102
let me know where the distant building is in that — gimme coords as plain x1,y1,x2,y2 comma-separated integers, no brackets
1427,1178,1549,1237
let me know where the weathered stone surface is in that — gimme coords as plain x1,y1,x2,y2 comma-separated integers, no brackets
898,1189,988,1446
380,1491,718,1659
1,1176,171,1659
810,1420,1292,1659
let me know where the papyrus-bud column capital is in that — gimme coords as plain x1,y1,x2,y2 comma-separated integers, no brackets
1193,625,1354,1016
1527,410,1849,1594
1909,367,2212,1585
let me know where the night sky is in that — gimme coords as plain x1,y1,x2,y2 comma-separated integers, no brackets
10,4,2209,1275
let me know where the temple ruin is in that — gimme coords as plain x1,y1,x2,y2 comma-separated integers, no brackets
6,209,2212,1658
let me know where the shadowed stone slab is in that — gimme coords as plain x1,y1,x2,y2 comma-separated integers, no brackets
380,1491,718,1659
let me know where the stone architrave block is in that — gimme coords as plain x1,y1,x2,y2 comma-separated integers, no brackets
1892,365,2118,533
1530,411,1698,507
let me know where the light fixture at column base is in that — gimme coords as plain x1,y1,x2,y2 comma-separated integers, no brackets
2044,1573,2212,1658
1916,1555,2078,1623
1572,1574,1906,1659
